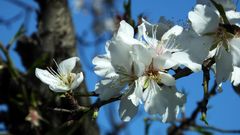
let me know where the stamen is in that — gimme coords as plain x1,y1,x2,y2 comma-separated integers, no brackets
53,59,63,75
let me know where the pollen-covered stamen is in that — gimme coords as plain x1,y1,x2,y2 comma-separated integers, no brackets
144,61,162,84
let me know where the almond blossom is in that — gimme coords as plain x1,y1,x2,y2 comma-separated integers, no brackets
35,57,84,93
93,20,186,122
188,4,240,85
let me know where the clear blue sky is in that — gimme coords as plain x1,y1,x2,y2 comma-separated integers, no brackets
1,0,240,135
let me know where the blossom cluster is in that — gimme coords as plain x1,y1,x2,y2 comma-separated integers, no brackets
35,0,240,123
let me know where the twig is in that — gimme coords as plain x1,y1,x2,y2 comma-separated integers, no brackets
173,67,193,80
201,58,215,123
168,82,217,135
192,124,240,134
52,106,89,113
74,91,99,97
0,42,20,79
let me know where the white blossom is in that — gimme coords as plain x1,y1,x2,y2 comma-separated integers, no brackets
35,57,84,93
93,20,186,122
189,4,240,85
139,19,211,72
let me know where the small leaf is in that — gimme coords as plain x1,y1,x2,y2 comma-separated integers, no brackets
92,110,99,119
200,112,209,125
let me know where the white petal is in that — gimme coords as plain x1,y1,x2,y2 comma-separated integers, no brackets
118,20,134,38
119,85,138,122
131,45,153,76
95,78,124,101
140,18,173,41
197,0,236,11
231,66,240,86
128,78,144,106
226,10,240,24
230,38,240,67
116,21,141,46
171,52,202,72
215,47,233,84
153,51,177,70
71,72,84,90
92,54,117,78
58,57,80,74
143,81,186,122
188,4,219,35
163,26,212,71
35,68,60,86
143,80,166,115
108,39,133,74
159,72,176,86
49,84,70,92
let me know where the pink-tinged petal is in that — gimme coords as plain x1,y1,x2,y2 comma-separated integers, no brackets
188,4,219,35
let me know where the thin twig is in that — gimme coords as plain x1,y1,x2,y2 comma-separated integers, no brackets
193,124,240,134
0,42,20,79
173,67,193,80
168,82,217,135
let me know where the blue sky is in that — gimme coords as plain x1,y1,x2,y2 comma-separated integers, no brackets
1,0,240,135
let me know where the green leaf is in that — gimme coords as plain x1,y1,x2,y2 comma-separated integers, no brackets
92,110,98,119
200,112,209,125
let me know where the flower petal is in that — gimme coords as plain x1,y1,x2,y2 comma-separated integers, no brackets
95,78,124,101
159,72,176,86
197,0,236,11
162,25,213,71
92,54,117,78
119,84,139,122
215,47,233,84
35,68,60,86
230,38,240,67
131,45,153,76
188,4,219,35
58,57,80,74
231,66,240,86
143,81,186,122
118,20,134,38
153,51,177,70
226,10,240,24
71,72,84,90
128,78,145,106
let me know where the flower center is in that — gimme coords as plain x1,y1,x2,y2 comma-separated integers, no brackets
145,62,161,84
210,24,234,52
